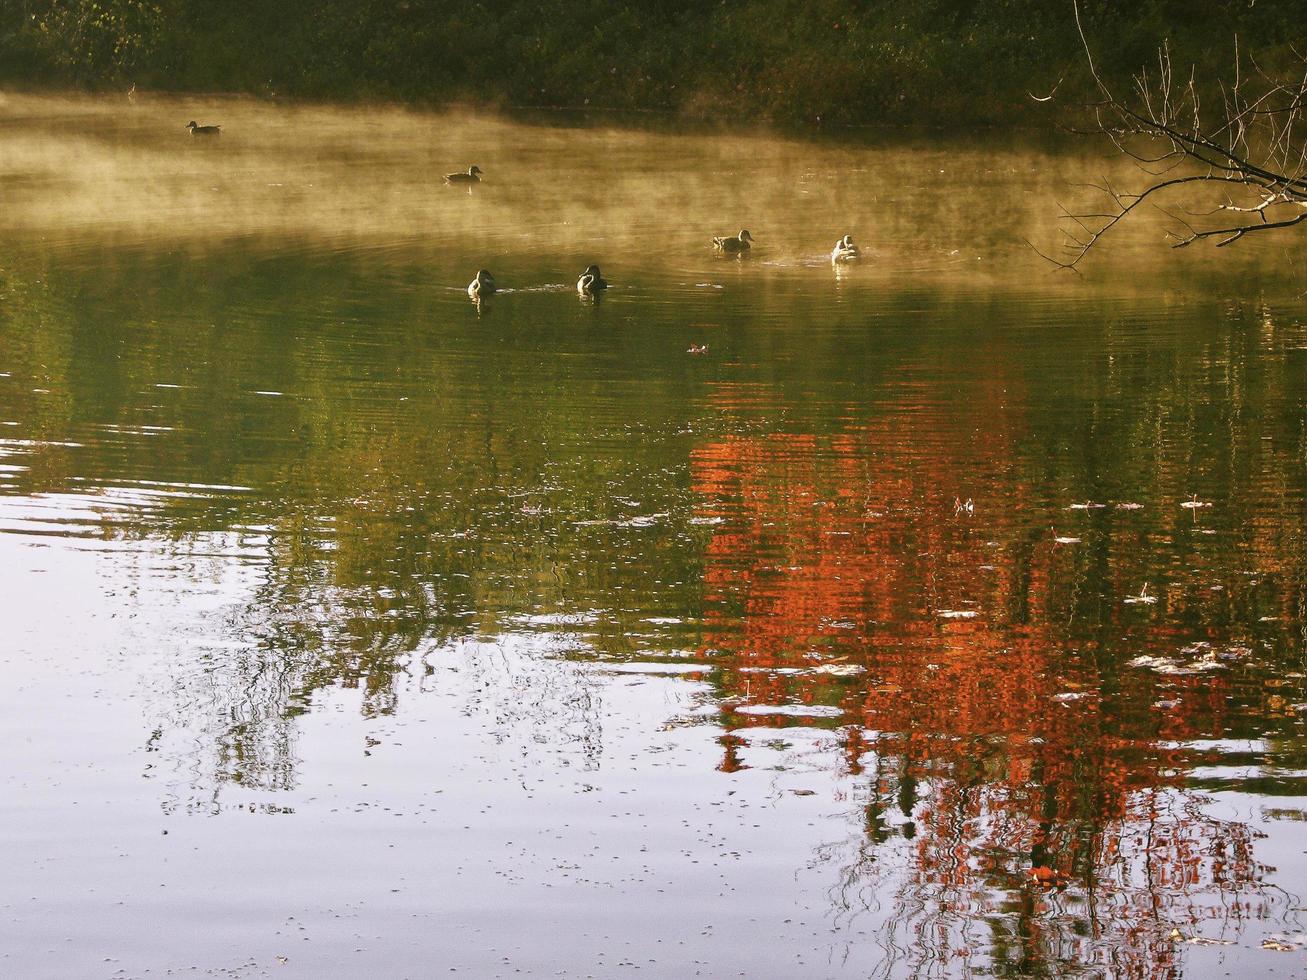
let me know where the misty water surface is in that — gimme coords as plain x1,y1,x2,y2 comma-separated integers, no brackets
2,92,1307,978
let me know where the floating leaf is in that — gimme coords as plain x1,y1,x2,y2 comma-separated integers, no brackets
735,703,844,718
1124,583,1158,605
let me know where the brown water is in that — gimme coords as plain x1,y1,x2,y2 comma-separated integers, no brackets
2,91,1307,978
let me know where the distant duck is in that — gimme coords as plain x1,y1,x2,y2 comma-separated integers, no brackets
577,264,608,295
712,229,754,253
830,234,860,263
467,269,496,299
445,165,483,184
186,120,221,136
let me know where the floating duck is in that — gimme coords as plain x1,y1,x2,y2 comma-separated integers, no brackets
467,269,496,299
830,234,859,263
577,264,608,295
445,165,483,184
186,120,221,136
712,229,754,253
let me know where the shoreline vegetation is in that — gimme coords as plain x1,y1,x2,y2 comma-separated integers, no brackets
0,2,1301,131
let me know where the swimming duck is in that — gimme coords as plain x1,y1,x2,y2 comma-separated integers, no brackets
445,165,483,184
467,269,496,299
186,120,221,136
712,229,753,253
830,234,859,263
577,264,608,295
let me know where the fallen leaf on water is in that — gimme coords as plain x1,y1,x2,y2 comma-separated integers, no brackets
811,664,865,676
736,703,844,718
1262,939,1298,951
1124,583,1158,605
1128,655,1172,669
1028,865,1068,887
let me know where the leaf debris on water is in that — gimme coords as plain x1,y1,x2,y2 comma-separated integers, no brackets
1124,583,1157,605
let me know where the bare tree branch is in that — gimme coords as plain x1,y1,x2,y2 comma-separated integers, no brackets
1171,208,1307,248
1036,2,1307,267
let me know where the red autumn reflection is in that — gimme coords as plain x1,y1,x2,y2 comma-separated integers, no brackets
689,385,1268,974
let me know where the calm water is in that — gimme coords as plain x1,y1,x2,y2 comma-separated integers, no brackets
3,92,1307,978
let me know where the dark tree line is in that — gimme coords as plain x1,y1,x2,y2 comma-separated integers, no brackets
2,1,1303,130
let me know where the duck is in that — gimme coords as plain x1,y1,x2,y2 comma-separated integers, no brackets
467,269,496,299
831,234,860,263
712,229,753,253
445,165,484,184
577,264,608,295
186,120,221,136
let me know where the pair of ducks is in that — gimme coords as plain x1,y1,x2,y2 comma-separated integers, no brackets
467,265,607,299
713,230,861,263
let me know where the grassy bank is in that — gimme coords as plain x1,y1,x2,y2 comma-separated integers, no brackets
1,1,1301,127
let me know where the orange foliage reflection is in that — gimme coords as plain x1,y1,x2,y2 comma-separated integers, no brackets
690,389,1269,974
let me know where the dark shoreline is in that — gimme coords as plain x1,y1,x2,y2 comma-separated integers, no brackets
2,2,1299,135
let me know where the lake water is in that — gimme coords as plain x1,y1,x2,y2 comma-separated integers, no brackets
2,92,1307,978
